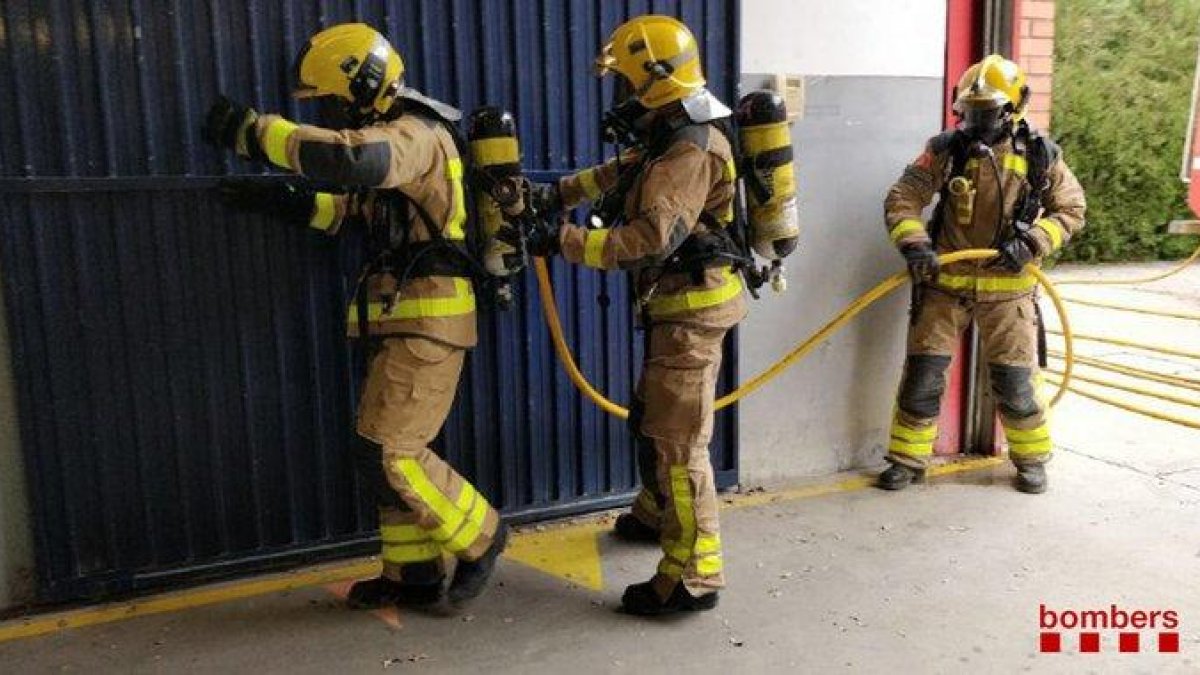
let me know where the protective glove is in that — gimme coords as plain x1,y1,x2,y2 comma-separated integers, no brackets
218,177,316,225
497,220,561,258
990,228,1038,273
901,241,939,284
528,181,562,218
202,96,263,160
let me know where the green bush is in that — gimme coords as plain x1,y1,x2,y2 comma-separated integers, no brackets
1054,0,1200,261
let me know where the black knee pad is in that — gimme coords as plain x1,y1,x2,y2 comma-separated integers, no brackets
988,364,1040,419
351,434,407,510
897,354,952,419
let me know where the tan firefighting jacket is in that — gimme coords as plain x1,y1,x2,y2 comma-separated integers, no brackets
557,124,747,328
252,112,476,348
885,132,1086,302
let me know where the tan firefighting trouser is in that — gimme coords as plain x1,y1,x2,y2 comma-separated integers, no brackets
888,290,1052,469
354,336,500,583
627,323,726,599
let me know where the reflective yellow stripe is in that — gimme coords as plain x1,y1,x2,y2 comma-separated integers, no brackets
263,118,298,170
695,533,721,555
381,541,440,563
1036,218,1064,251
889,218,927,243
393,458,466,543
1004,425,1050,442
446,158,466,240
347,278,476,325
720,204,734,224
310,192,336,231
1008,438,1052,455
446,484,489,553
583,229,609,268
660,465,696,579
966,154,1027,177
888,437,935,456
936,272,1038,293
392,459,486,554
647,267,743,318
578,167,601,200
891,423,937,443
696,555,723,576
471,137,519,165
723,158,737,181
380,523,428,543
1004,424,1052,455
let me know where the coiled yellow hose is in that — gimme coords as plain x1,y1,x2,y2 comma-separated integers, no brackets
1048,350,1200,393
533,249,1074,419
1042,373,1200,430
1059,296,1200,321
1043,367,1200,409
1045,328,1200,361
1053,242,1200,286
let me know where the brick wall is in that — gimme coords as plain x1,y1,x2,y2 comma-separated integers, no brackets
1017,0,1057,130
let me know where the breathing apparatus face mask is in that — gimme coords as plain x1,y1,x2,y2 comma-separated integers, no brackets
315,96,360,130
961,104,1011,145
601,75,651,145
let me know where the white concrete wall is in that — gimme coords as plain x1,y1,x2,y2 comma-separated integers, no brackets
741,0,947,77
737,0,947,485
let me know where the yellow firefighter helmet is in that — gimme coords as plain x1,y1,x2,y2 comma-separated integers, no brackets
292,23,405,120
953,54,1029,118
594,15,705,109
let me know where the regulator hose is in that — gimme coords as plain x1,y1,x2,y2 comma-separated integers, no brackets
533,248,1075,419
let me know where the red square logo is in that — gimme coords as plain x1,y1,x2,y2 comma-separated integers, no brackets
1159,632,1180,653
1119,633,1140,653
1080,632,1101,653
1039,632,1061,653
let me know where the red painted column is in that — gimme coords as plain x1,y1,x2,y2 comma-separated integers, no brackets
934,0,984,455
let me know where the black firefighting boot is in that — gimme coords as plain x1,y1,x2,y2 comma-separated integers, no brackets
447,524,510,605
877,461,923,491
347,569,443,609
621,581,719,616
613,513,660,543
1014,463,1048,494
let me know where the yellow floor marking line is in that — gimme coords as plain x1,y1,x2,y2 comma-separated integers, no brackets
324,580,403,630
723,456,1005,510
0,456,1003,643
501,456,1004,591
0,561,379,643
503,522,607,591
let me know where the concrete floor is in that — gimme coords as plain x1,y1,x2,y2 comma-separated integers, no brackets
0,261,1197,674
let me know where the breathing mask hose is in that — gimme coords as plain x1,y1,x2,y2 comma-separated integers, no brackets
533,248,1075,420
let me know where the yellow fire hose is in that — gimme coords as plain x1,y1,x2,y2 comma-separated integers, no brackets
1059,296,1200,322
1053,241,1200,286
1042,372,1200,430
1048,350,1200,393
533,249,1074,419
1045,328,1200,361
1043,367,1200,409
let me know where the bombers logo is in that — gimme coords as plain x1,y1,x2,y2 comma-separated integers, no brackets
1039,604,1181,654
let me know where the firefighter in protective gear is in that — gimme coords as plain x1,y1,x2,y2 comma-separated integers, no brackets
202,23,506,608
502,15,744,615
880,55,1086,494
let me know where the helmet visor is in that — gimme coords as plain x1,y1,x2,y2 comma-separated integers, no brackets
961,105,1007,140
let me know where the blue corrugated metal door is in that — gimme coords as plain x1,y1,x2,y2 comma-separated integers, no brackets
0,0,739,603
